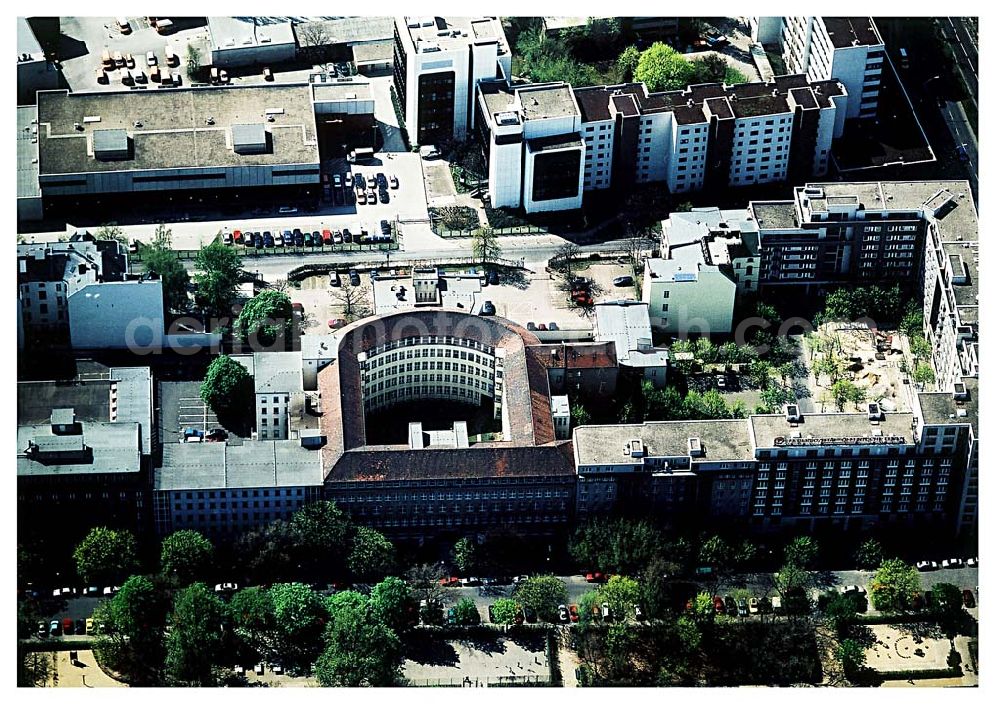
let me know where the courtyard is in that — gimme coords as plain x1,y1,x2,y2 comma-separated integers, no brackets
863,623,953,673
402,631,550,687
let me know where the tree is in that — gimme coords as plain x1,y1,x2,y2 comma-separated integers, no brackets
166,582,227,686
406,563,458,610
160,530,214,586
451,597,481,625
451,538,477,575
436,205,477,231
836,638,866,677
760,383,797,412
824,594,859,638
602,575,640,621
775,564,810,604
185,44,201,79
689,591,715,624
491,597,520,625
635,42,693,92
200,354,253,418
513,575,568,622
270,583,328,671
570,402,591,428
235,519,301,585
871,558,921,612
316,602,401,687
617,45,641,81
689,54,729,83
290,500,352,579
96,223,129,244
570,518,665,575
94,575,169,685
235,289,293,346
330,283,372,320
913,362,936,386
831,379,866,411
141,225,189,313
471,225,502,268
347,527,395,580
297,22,331,58
73,527,138,586
784,536,819,570
370,577,413,631
325,590,369,618
194,240,242,318
929,583,966,637
228,586,276,657
854,539,884,570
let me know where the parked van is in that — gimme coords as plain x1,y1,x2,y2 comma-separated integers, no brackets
165,47,178,67
154,19,174,34
116,17,131,34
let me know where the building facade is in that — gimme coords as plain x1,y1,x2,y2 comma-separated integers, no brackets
642,257,737,335
780,17,884,120
393,16,511,145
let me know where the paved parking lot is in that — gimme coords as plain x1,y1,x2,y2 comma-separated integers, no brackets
479,265,595,332
159,380,219,443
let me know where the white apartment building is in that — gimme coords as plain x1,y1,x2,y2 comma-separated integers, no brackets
780,17,884,120
249,351,306,441
641,254,737,336
662,207,762,296
478,75,847,211
393,16,511,145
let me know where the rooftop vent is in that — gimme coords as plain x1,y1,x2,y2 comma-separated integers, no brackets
953,381,969,401
624,438,644,458
133,120,143,128
205,116,215,125
784,403,801,423
867,402,883,422
687,437,704,457
956,408,968,418
232,123,268,154
92,128,129,160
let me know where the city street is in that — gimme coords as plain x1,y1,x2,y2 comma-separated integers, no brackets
943,17,978,107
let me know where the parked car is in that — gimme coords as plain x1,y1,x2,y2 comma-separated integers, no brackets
370,269,379,281
263,67,273,81
962,589,976,608
526,322,536,331
585,572,606,584
724,596,737,616
82,586,100,596
355,173,366,189
367,190,378,204
322,229,334,245
841,585,866,595
349,269,360,286
328,318,348,330
49,620,60,636
713,595,725,613
558,604,569,622
329,271,341,288
63,618,74,635
916,560,939,572
612,275,634,287
146,51,157,67
263,234,275,248
222,232,233,246
481,301,496,316
941,558,964,569
707,35,729,48
389,175,399,189
343,173,354,189
737,598,749,617
357,191,368,205
460,577,481,587
103,585,120,597
748,597,759,614
75,619,86,635
601,603,611,621
37,622,48,639
86,618,95,635
214,582,239,593
205,428,227,442
438,576,460,587
967,557,979,567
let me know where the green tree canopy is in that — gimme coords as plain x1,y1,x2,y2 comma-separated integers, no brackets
228,586,276,656
235,289,293,345
166,582,227,686
193,240,242,318
73,527,138,585
369,577,413,631
871,558,921,612
199,354,253,418
235,519,300,585
270,583,328,671
160,530,214,585
316,602,402,686
93,574,169,685
929,583,966,637
290,500,352,579
451,597,481,625
635,42,693,92
451,538,477,575
854,539,884,570
569,518,665,574
491,597,520,625
831,379,866,411
347,527,396,580
824,594,859,638
602,575,640,621
325,590,370,618
140,225,190,313
617,45,641,81
784,536,820,569
471,225,502,267
836,638,866,677
513,575,569,622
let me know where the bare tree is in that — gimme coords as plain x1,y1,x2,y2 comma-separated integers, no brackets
471,225,502,268
623,227,657,276
267,278,289,294
96,224,129,245
297,22,331,48
552,242,581,281
406,562,459,607
330,284,372,319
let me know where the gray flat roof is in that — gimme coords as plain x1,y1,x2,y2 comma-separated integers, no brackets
299,17,393,46
594,300,653,357
750,412,916,449
352,40,393,64
751,201,799,229
110,367,154,456
402,16,508,52
37,86,319,175
17,105,40,199
253,351,302,394
573,420,755,465
155,439,324,490
18,379,112,425
918,377,978,432
518,84,579,121
17,422,141,476
312,81,372,101
17,17,43,58
822,17,882,48
208,17,296,51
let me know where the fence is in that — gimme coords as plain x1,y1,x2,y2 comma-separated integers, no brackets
130,241,399,265
286,256,524,284
407,675,550,687
433,224,549,238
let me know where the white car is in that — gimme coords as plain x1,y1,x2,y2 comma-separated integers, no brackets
748,597,759,614
841,585,866,595
214,582,239,593
103,585,121,597
967,557,979,568
916,560,939,572
222,233,233,245
557,604,569,622
940,558,964,569
146,51,157,67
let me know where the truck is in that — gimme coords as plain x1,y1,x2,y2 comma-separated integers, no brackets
154,19,174,34
350,147,375,163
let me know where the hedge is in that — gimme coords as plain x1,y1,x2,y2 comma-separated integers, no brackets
875,666,963,681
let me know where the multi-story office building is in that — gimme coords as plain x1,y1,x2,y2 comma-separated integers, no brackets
35,85,320,212
235,352,309,442
779,17,885,120
17,365,155,548
393,16,511,145
477,75,847,211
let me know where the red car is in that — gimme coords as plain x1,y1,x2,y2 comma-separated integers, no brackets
585,572,605,583
328,318,348,330
62,618,74,635
713,596,725,613
322,229,334,245
568,605,580,623
232,230,244,244
438,576,460,587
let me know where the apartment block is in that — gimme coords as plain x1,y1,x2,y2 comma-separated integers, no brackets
393,16,511,145
642,252,737,336
661,207,762,296
477,75,846,211
780,17,884,119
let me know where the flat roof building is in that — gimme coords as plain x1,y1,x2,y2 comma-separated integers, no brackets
207,17,297,68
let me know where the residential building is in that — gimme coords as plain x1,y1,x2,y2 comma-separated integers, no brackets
662,207,762,296
593,300,671,387
393,16,511,144
530,342,619,400
240,351,309,441
780,17,884,120
207,17,297,68
477,75,847,211
642,254,737,336
153,438,325,538
35,85,320,210
750,17,783,46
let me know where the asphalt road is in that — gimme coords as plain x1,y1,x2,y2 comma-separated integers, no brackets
939,100,979,195
944,17,978,106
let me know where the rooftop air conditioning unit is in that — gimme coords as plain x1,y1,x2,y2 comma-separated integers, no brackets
953,381,969,401
687,437,704,457
625,439,644,458
867,402,882,421
784,403,801,422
